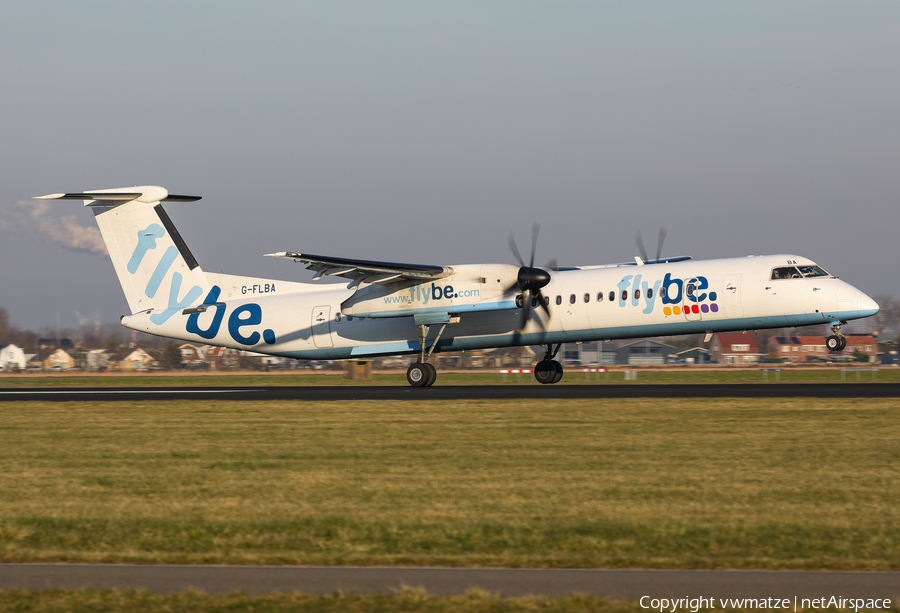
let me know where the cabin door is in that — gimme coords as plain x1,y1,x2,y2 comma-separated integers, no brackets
682,278,703,321
722,274,743,318
311,305,333,348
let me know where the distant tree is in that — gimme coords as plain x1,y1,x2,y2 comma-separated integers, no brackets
0,306,8,345
871,295,900,339
159,342,182,370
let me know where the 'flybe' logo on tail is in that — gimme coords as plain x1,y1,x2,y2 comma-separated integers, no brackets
127,224,204,325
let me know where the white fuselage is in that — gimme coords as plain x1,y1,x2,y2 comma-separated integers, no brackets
121,254,878,360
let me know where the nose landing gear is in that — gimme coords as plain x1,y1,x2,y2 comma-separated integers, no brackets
534,343,563,384
827,323,847,352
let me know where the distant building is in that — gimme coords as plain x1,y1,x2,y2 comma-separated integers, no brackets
178,343,207,368
113,348,155,371
562,341,616,365
86,349,112,371
709,333,764,364
767,335,877,363
205,346,242,370
613,339,679,365
0,344,34,370
43,349,75,370
676,347,712,364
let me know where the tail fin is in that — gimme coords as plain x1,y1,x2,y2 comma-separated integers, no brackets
35,186,211,324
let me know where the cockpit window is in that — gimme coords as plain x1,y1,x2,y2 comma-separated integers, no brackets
771,266,802,280
798,265,829,278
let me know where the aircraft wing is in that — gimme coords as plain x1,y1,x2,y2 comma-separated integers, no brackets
265,251,454,288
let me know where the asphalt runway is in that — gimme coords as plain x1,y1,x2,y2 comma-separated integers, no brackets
1,564,898,599
0,382,898,401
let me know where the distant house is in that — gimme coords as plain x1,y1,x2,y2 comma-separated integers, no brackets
709,333,764,364
114,348,155,371
86,349,112,371
1,344,34,370
767,335,877,363
676,347,712,364
205,346,242,370
43,349,75,370
613,339,679,365
178,343,207,368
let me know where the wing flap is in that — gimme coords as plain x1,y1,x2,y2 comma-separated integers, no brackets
266,251,453,285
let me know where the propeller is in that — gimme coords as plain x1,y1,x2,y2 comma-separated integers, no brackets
635,226,668,264
507,222,554,338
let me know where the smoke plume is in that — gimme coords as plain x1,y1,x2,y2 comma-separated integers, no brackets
0,199,108,256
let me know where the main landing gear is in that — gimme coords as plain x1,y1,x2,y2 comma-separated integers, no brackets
534,343,563,384
826,323,847,352
406,323,447,387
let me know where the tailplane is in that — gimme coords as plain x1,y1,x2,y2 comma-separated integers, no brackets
35,186,211,324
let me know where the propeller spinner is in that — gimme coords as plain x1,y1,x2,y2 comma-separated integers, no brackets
507,223,554,337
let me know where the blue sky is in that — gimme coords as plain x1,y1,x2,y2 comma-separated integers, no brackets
2,2,899,330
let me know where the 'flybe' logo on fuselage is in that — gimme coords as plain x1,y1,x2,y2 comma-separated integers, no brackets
617,273,719,316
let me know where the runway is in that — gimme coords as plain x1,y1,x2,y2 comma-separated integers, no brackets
1,564,898,599
0,382,898,401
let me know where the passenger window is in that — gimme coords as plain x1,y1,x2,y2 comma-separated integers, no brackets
686,284,694,297
647,288,653,298
556,295,562,305
335,313,341,322
621,290,628,301
634,289,641,300
597,292,604,302
584,293,590,303
544,296,550,307
609,291,615,302
569,294,576,304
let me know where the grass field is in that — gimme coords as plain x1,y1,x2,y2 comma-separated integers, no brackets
0,367,896,388
0,589,635,613
0,397,898,569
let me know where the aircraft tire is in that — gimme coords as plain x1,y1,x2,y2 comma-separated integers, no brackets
550,360,564,384
827,335,843,352
407,363,430,387
534,360,555,384
423,363,437,387
837,336,847,351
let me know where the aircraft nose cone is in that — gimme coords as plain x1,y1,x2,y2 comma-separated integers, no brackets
856,292,879,317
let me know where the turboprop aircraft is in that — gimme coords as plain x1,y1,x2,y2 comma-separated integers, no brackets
35,186,879,386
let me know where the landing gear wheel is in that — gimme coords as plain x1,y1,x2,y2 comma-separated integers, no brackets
534,360,556,384
550,360,563,384
826,335,844,352
407,363,430,387
423,363,437,387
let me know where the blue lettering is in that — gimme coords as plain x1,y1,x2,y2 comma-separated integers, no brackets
149,273,204,325
617,275,633,308
661,273,682,304
431,283,442,301
145,246,179,298
642,279,662,314
444,284,454,299
127,224,166,274
228,304,263,345
692,276,708,302
631,274,642,307
186,286,226,339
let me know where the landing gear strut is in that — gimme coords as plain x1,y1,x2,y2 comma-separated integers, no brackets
827,323,847,352
406,323,447,387
534,343,563,384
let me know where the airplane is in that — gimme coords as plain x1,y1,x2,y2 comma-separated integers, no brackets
35,185,879,386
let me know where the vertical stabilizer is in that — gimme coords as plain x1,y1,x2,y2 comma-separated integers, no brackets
35,186,210,323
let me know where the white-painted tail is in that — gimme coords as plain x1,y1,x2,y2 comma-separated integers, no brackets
35,186,211,324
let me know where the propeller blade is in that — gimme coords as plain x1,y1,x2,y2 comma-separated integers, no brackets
655,227,667,263
530,222,540,268
517,290,532,331
545,258,558,272
635,230,649,263
507,233,525,267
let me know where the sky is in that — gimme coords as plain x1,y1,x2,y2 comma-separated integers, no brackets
2,1,899,331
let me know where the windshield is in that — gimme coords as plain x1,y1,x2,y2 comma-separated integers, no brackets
771,265,830,280
798,265,829,278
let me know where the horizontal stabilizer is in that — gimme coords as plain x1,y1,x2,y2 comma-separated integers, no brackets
35,188,201,205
